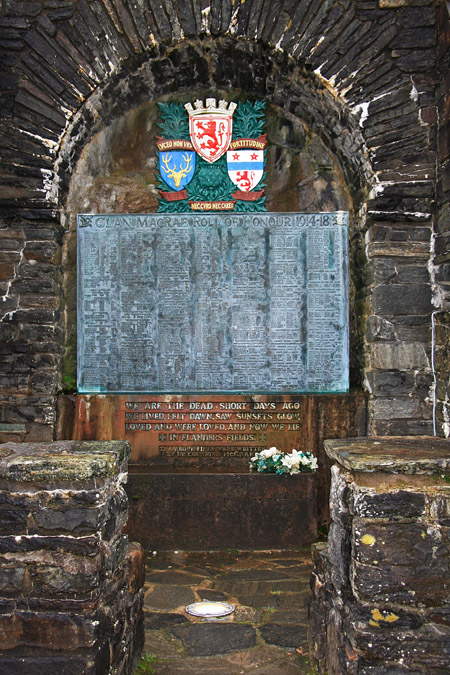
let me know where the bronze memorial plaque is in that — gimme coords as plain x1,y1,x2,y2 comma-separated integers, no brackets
73,392,364,467
76,211,350,464
77,212,349,394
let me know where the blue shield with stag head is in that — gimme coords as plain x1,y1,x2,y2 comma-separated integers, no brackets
159,150,196,192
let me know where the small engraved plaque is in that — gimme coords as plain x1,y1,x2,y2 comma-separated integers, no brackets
77,212,349,393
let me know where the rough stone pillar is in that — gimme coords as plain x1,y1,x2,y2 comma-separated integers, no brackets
308,436,450,674
0,440,145,674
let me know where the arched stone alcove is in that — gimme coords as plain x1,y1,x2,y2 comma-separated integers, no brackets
59,37,374,399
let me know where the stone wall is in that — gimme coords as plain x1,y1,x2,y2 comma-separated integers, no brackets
0,440,144,674
0,0,442,440
309,436,450,674
433,4,450,437
435,1,450,300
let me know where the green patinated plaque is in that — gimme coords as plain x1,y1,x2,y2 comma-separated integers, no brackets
77,212,349,394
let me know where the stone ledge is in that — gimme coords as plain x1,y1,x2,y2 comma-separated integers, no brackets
0,441,130,482
324,436,450,474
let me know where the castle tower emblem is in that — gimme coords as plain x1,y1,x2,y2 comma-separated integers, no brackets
185,98,237,163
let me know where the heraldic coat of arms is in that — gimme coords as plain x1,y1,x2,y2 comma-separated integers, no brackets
156,98,267,212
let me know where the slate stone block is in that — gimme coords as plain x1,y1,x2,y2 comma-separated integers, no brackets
170,623,257,656
0,567,25,594
396,264,430,283
0,548,103,592
352,556,449,607
371,283,432,316
390,315,432,343
259,622,307,649
399,28,436,49
3,443,129,483
370,342,429,370
144,584,196,611
0,506,28,534
329,464,353,528
327,522,351,592
400,7,436,29
102,533,128,573
366,370,415,396
428,606,450,627
0,611,97,650
431,495,450,525
366,315,396,342
144,612,188,630
349,602,423,633
371,397,419,420
395,49,436,72
351,622,450,671
353,520,444,568
0,655,99,675
325,606,349,675
353,490,426,520
31,507,102,534
308,552,330,669
4,1,42,18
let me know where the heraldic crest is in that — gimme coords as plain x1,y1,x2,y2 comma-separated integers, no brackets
156,98,267,212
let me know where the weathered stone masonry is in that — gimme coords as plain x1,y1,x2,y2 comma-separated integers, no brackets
309,436,450,674
0,0,444,439
433,4,450,437
0,440,145,674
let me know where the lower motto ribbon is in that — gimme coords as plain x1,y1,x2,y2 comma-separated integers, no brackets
159,189,188,202
232,190,265,201
189,201,236,211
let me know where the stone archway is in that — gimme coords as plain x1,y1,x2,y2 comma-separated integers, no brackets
58,37,375,401
0,1,437,443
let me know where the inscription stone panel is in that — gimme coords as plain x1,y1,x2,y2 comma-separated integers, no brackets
77,212,348,393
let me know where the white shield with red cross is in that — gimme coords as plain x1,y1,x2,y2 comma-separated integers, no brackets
185,99,236,164
226,149,264,192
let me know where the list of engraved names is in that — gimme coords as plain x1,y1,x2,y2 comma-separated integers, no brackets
77,213,348,393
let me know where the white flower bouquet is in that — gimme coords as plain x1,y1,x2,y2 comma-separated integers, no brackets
249,447,318,475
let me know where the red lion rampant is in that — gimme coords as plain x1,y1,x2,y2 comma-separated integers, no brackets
236,171,255,192
194,120,226,158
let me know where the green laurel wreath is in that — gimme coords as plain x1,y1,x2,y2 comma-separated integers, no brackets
156,100,267,213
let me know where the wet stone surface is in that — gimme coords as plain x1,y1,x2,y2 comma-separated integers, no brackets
140,549,315,673
310,442,450,674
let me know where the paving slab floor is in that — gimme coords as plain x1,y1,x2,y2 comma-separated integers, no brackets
138,549,317,674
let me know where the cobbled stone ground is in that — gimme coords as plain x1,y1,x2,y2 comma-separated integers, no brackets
138,549,317,674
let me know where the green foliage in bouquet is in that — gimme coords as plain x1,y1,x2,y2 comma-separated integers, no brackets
249,447,318,475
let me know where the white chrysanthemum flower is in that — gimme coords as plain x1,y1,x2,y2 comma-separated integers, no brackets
281,449,302,474
309,456,318,470
260,446,279,459
281,455,297,469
